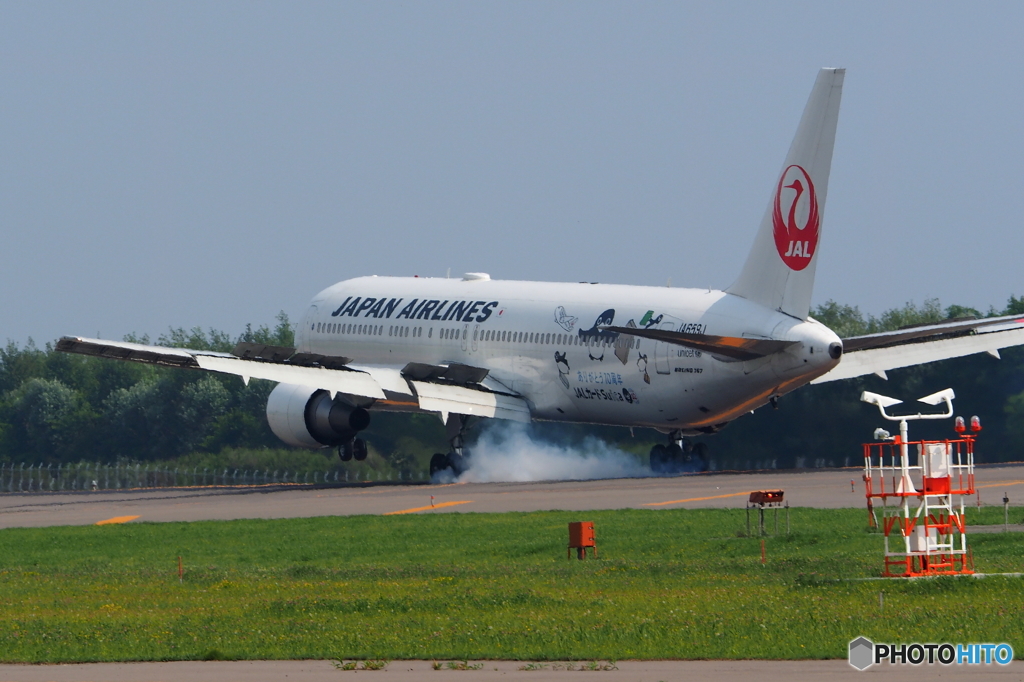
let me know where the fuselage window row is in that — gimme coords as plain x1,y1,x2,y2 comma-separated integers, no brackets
319,321,637,348
468,330,633,349
316,323,384,336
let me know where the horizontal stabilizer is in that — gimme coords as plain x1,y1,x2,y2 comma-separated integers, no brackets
603,326,797,361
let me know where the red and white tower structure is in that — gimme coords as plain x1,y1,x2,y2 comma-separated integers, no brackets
861,388,978,578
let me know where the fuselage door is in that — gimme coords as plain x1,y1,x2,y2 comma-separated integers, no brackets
462,324,469,352
654,319,678,375
300,304,319,352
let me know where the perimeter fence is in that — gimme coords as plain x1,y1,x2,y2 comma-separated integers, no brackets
0,462,429,493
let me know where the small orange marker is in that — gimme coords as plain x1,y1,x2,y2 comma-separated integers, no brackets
178,556,183,583
760,539,766,565
430,495,435,508
851,479,855,493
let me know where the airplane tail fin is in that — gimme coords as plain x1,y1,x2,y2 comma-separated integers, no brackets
727,68,845,320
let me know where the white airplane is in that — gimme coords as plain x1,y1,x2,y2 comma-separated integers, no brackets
57,68,1024,477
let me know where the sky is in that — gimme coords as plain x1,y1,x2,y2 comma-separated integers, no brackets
2,2,1022,346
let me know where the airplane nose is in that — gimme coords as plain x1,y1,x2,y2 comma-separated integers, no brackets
829,341,843,360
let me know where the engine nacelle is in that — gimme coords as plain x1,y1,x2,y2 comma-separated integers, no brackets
266,383,371,449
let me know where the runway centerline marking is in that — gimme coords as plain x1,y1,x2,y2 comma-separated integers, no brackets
384,501,473,515
644,492,751,506
95,515,140,525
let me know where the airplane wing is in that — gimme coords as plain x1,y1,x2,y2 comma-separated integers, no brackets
55,336,530,422
811,315,1024,383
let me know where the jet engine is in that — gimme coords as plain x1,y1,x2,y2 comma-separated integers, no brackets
266,383,371,449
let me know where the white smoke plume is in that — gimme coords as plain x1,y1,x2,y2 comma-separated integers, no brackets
451,422,652,483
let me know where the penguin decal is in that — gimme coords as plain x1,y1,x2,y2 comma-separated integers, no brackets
637,352,651,384
554,351,570,389
638,309,663,329
578,309,618,362
554,306,578,333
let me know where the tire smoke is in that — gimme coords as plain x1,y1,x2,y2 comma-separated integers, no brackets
453,423,652,483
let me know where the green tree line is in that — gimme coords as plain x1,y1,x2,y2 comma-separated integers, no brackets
1,297,1022,472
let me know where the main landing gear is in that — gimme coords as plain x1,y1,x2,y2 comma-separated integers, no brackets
649,433,708,474
337,438,368,462
429,414,472,479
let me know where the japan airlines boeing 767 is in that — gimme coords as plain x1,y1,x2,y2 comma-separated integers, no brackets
57,68,1024,476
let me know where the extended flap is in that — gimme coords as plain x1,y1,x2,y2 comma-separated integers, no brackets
410,381,531,423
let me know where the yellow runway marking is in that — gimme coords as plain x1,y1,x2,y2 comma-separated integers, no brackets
977,480,1024,489
384,501,473,515
644,491,751,507
95,515,140,525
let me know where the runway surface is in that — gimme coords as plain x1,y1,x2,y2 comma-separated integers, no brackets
1,659,1022,682
2,464,1023,528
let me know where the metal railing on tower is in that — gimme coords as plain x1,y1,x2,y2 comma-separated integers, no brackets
861,389,978,578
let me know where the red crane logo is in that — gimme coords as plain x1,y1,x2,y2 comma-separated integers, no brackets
772,164,820,271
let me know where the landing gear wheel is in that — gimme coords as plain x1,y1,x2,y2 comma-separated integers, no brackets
352,438,368,461
649,444,667,473
664,444,684,473
448,452,466,476
693,442,709,461
429,453,449,477
338,442,353,462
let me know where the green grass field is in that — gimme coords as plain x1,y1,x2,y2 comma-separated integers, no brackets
1,506,1022,663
